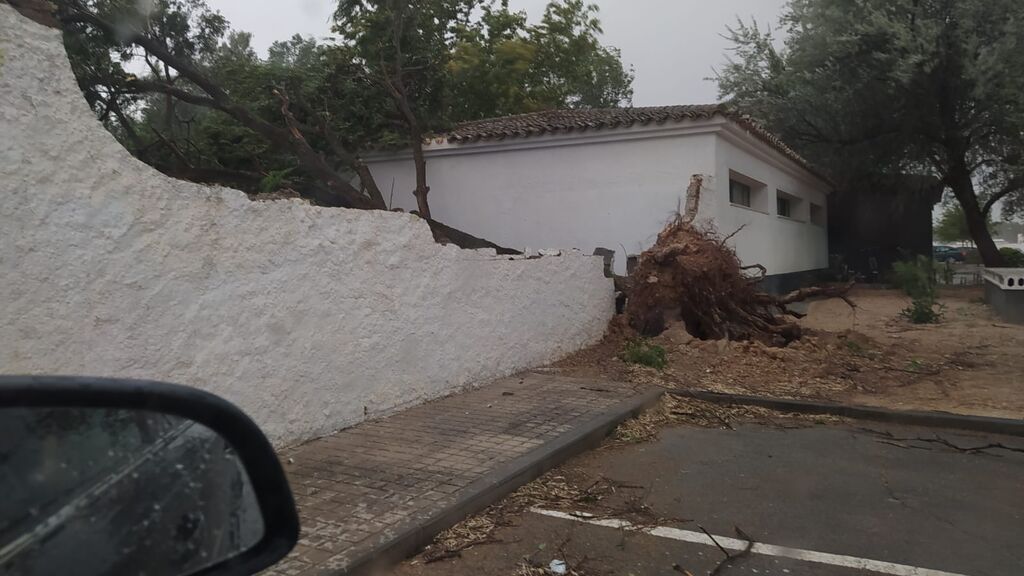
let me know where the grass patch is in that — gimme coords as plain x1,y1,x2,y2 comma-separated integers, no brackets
620,338,668,370
843,338,869,356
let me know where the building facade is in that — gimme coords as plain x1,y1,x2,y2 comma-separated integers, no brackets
366,106,831,284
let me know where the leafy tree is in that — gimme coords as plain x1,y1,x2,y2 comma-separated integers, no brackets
60,0,225,158
447,3,540,119
56,0,386,209
527,0,632,109
332,0,478,217
447,0,633,120
717,0,1024,267
934,202,992,244
332,0,633,216
56,0,632,217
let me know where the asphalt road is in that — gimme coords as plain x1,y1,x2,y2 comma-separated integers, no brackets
394,422,1024,576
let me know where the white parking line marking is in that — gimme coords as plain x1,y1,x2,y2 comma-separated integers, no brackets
529,509,971,576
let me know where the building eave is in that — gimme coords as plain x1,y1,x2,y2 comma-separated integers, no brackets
363,116,832,191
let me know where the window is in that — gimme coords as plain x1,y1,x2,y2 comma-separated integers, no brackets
776,190,802,219
729,179,752,207
777,196,791,218
810,202,825,226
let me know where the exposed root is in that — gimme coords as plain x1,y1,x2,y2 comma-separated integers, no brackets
624,175,854,345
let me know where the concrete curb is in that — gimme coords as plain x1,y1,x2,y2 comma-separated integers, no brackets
670,388,1024,437
343,388,665,576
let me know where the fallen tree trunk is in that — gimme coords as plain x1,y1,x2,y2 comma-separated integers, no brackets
624,175,853,345
423,218,521,255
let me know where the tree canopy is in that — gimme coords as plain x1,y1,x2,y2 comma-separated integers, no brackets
934,202,993,245
329,0,632,214
57,0,633,215
716,0,1024,266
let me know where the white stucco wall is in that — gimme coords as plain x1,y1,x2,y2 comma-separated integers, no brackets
713,131,830,275
0,6,614,446
368,127,720,274
368,120,829,277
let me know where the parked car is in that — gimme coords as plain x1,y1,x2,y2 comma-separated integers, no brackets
933,245,967,263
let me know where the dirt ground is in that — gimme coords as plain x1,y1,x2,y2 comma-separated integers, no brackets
552,286,1024,419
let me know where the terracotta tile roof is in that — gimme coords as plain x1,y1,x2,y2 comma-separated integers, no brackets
443,105,828,184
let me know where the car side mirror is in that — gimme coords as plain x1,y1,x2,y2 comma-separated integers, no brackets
0,376,299,576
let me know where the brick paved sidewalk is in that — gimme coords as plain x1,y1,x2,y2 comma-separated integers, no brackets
264,372,658,576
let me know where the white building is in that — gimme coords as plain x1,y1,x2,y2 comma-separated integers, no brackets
366,106,831,289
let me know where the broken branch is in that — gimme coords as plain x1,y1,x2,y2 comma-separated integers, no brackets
777,280,857,306
720,224,747,246
706,526,755,576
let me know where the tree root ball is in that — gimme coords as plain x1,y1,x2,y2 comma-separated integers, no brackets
623,217,852,346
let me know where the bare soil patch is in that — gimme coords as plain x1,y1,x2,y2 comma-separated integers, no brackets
555,286,1024,419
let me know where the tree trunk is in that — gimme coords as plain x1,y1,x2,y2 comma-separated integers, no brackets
354,162,387,208
948,163,1006,267
411,137,431,218
163,63,175,139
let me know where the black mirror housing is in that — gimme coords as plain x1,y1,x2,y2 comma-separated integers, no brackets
0,376,299,576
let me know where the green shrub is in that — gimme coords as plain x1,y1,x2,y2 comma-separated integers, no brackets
890,255,945,323
620,338,668,370
258,168,294,193
999,247,1024,267
901,297,944,324
890,255,936,299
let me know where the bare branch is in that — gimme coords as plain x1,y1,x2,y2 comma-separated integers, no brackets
740,263,767,279
777,280,857,312
148,125,191,167
982,175,1024,216
125,79,222,111
720,224,747,246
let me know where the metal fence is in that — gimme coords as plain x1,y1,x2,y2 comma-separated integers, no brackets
936,263,984,286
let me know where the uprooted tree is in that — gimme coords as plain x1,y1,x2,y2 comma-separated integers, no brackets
625,175,853,345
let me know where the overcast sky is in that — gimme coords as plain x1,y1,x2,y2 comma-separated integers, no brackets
206,0,788,106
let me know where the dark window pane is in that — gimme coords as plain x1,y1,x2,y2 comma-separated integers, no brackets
729,180,751,207
777,196,791,217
